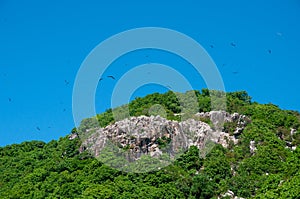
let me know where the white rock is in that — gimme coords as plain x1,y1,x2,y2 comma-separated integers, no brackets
80,112,250,161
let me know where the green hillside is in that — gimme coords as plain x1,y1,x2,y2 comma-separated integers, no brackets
1,89,300,199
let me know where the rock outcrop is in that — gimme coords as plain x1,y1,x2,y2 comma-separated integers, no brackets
195,111,250,134
77,111,250,162
218,190,245,199
250,140,257,154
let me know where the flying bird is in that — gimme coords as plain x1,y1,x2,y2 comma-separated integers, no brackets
64,80,69,85
230,42,237,47
209,44,214,48
232,71,239,75
36,127,41,131
267,49,272,54
107,75,115,80
8,98,12,102
98,78,103,82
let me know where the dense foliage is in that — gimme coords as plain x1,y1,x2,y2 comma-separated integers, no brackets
1,90,299,198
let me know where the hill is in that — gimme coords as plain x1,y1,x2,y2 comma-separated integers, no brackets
0,89,300,198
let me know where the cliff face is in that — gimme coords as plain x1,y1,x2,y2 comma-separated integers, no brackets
77,111,250,162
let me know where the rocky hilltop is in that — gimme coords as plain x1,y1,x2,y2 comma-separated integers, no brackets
2,90,300,198
76,111,250,161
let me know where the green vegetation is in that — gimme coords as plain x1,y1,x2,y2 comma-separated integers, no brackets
0,89,300,198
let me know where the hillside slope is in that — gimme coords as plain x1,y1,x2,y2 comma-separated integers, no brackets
0,89,300,199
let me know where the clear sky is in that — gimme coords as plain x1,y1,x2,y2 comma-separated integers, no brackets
0,0,300,146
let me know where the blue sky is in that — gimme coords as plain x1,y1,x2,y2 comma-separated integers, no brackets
0,0,300,146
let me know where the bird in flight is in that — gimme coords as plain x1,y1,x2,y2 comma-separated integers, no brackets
230,42,237,47
99,78,103,82
107,75,115,80
8,98,12,102
64,80,69,85
209,44,214,48
232,71,239,75
267,49,272,54
36,127,41,131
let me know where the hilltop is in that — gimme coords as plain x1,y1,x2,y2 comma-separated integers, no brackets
0,89,300,198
